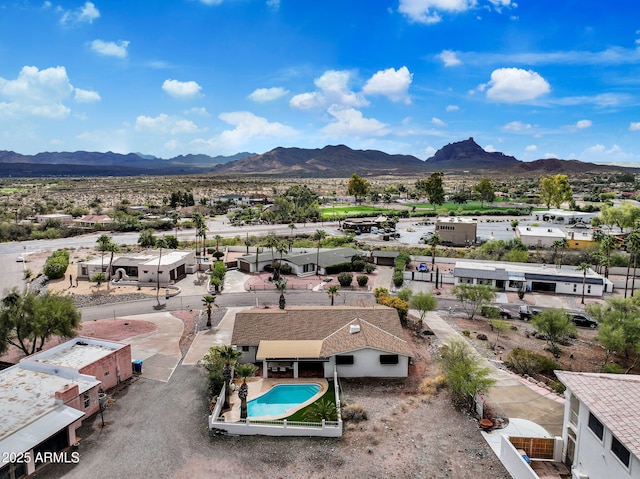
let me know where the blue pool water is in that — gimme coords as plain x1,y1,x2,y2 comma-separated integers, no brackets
247,383,321,417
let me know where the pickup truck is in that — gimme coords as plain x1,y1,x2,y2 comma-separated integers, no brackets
518,305,542,321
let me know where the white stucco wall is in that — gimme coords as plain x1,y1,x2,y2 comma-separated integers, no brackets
324,348,409,378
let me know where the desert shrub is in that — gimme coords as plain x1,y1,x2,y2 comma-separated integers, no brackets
342,403,368,422
504,348,559,376
337,272,353,287
392,270,404,287
602,363,623,374
356,275,369,287
418,375,446,397
43,249,70,279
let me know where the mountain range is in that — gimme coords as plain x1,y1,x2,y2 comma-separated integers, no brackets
0,138,634,178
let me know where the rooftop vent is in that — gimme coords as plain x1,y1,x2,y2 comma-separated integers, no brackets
350,324,361,334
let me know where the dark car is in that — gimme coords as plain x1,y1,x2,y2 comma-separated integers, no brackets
569,313,598,328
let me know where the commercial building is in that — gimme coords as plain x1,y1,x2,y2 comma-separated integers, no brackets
0,337,132,478
435,216,477,246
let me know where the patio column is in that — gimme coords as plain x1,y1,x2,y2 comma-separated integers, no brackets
262,361,269,378
293,362,299,378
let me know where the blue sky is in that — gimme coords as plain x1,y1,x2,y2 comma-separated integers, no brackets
0,0,639,164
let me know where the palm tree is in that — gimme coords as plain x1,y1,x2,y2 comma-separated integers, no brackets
217,345,242,408
625,232,640,298
202,295,217,327
105,241,119,290
155,237,168,304
313,229,327,275
235,363,259,420
275,278,287,309
327,285,339,306
426,233,442,272
577,262,591,305
96,234,111,275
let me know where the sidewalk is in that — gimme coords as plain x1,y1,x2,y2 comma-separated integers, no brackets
420,310,565,436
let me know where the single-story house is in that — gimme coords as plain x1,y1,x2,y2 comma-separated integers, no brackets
531,209,598,225
236,247,364,276
453,260,611,296
515,226,566,248
74,214,113,228
76,250,195,284
231,306,413,378
556,371,640,478
0,337,131,478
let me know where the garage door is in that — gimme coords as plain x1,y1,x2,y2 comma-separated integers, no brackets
531,281,556,293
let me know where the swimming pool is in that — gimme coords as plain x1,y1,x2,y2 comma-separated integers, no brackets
247,383,321,417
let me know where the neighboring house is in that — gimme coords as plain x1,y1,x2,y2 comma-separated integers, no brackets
231,306,413,379
435,216,477,246
531,209,598,226
34,214,73,224
74,214,113,228
453,260,610,296
0,337,131,478
76,250,195,284
515,226,566,248
556,371,640,479
236,247,363,276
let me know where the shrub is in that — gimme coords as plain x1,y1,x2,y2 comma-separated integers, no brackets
337,272,353,287
392,270,404,287
342,403,368,422
504,348,559,376
356,275,369,287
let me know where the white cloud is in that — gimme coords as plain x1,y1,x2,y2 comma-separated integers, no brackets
431,117,446,126
437,50,462,67
162,79,202,98
362,66,413,103
74,88,101,103
248,87,289,102
0,66,75,119
90,40,129,58
575,119,592,129
322,106,390,138
526,144,537,152
398,0,476,24
61,1,100,24
135,113,201,135
484,67,550,102
503,120,532,132
446,104,459,111
629,122,640,131
290,70,367,110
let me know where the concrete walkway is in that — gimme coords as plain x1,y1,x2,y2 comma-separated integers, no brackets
119,312,184,383
182,306,248,365
420,310,565,436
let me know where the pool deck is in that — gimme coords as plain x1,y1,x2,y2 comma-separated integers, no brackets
223,378,329,422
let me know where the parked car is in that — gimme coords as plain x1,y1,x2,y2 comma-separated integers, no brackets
568,313,598,328
518,305,542,321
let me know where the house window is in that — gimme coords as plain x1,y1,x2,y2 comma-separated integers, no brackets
379,354,399,365
83,393,90,409
611,435,631,467
588,412,604,440
335,355,354,365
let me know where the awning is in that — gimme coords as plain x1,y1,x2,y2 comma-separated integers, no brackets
256,340,324,360
0,405,84,456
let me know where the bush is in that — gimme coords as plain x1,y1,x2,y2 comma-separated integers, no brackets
342,403,368,422
504,348,559,376
356,275,369,287
43,249,70,279
337,272,353,287
392,270,404,287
